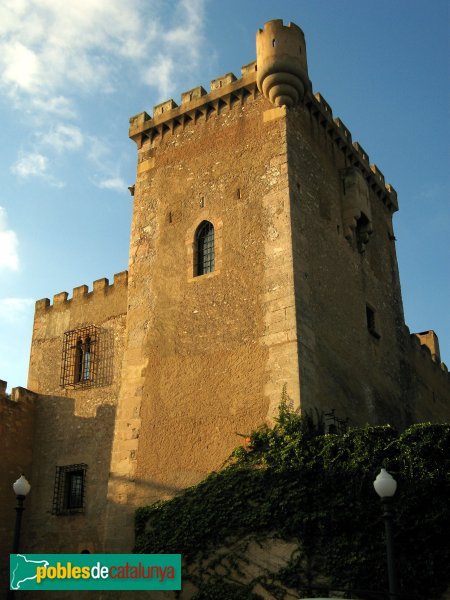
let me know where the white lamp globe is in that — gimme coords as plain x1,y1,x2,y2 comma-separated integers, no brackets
373,468,397,498
13,475,31,497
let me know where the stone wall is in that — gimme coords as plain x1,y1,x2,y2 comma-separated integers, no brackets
405,331,450,423
104,77,302,552
23,272,128,555
286,99,409,429
0,383,36,590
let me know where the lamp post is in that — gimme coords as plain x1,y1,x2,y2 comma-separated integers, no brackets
373,468,398,600
11,475,31,554
8,475,31,599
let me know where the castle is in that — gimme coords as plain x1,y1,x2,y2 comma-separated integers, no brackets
1,19,449,589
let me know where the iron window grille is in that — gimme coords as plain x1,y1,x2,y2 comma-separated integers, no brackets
52,464,87,516
60,326,98,388
196,221,215,276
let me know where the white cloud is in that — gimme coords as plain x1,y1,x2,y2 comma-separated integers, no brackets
0,207,19,271
2,41,41,92
86,135,128,193
42,124,84,152
143,55,175,100
97,177,127,193
31,96,76,119
2,1,206,190
11,151,64,187
11,152,48,177
0,298,34,323
0,0,206,109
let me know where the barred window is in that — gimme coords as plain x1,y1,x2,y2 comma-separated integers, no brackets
195,221,215,276
52,464,87,515
60,326,98,388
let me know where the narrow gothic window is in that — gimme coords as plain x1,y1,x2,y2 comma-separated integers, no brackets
83,336,91,381
366,305,380,339
75,339,83,383
196,221,215,276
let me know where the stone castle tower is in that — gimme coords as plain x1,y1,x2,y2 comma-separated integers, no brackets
1,20,449,572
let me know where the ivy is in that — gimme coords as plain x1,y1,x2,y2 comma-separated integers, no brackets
135,405,450,599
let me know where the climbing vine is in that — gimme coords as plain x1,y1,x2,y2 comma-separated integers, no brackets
135,403,450,599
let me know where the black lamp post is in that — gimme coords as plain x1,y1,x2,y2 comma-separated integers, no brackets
374,468,398,600
11,474,31,553
8,475,31,599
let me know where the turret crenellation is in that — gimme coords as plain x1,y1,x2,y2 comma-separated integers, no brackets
314,92,333,118
241,61,257,77
181,86,206,105
353,142,369,164
256,19,310,108
211,72,237,91
333,118,352,145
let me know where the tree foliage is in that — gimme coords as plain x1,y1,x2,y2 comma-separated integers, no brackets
135,403,450,599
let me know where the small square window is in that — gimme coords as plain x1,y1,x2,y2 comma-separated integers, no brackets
52,464,87,515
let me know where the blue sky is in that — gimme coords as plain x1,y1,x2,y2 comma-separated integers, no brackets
0,0,448,391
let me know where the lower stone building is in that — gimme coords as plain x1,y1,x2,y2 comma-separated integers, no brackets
1,18,449,594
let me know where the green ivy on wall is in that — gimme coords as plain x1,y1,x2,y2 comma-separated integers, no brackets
135,403,450,599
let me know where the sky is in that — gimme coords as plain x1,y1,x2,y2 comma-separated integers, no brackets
0,0,448,392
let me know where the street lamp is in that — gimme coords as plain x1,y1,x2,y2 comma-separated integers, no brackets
374,468,398,600
11,475,31,554
8,475,31,599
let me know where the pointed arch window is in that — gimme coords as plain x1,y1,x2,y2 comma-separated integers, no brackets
195,221,215,276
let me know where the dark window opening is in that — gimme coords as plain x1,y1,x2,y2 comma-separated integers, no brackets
356,214,372,253
83,336,91,381
195,221,215,276
366,305,380,339
52,464,87,515
272,38,277,47
75,339,83,383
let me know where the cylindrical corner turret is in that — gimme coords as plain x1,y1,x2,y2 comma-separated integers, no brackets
256,19,309,108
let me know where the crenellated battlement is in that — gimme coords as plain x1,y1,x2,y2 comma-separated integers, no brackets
129,61,258,149
129,39,397,212
35,270,128,312
409,328,449,379
0,380,36,410
306,92,398,212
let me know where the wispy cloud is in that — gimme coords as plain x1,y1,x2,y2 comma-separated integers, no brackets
1,0,207,187
143,55,175,100
10,151,64,187
41,124,84,153
11,151,48,177
0,207,19,271
0,298,34,323
86,135,128,194
0,0,207,108
97,177,127,193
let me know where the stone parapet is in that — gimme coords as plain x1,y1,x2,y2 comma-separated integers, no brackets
129,66,258,149
130,64,398,214
410,329,448,377
35,270,128,312
306,92,398,212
